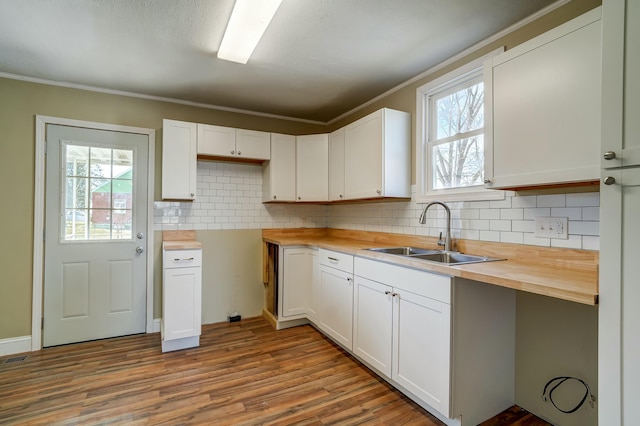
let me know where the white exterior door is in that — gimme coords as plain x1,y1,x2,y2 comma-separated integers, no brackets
43,124,148,347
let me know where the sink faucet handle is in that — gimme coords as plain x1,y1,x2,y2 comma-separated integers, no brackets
437,231,445,247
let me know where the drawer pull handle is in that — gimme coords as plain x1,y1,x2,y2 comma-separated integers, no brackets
174,257,195,262
328,257,339,262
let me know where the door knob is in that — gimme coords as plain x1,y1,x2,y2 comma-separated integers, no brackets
603,176,616,185
137,232,145,240
136,246,144,254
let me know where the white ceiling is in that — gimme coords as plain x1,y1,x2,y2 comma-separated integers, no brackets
0,0,559,123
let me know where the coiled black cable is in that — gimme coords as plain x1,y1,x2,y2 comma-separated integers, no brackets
541,376,594,414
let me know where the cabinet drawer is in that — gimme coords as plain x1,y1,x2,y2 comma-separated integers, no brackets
163,249,202,268
319,249,353,273
354,257,450,304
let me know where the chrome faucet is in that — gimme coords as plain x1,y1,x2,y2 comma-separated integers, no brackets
418,201,452,252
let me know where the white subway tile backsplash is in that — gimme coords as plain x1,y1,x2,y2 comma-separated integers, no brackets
537,194,566,208
512,220,534,233
490,220,511,232
551,235,583,249
500,208,523,220
500,232,524,244
480,230,501,242
523,208,551,220
480,209,500,220
566,192,600,207
569,221,600,236
550,207,582,220
154,162,600,250
582,236,600,251
523,233,551,247
582,207,600,221
511,195,537,208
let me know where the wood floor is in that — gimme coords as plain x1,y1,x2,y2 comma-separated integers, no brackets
0,317,550,425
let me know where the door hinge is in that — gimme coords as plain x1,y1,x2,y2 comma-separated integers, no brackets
43,229,46,242
41,317,44,330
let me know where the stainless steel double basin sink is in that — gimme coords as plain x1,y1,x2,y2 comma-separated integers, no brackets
365,246,504,266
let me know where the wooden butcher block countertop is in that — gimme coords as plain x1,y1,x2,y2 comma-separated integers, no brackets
263,228,599,306
162,230,202,250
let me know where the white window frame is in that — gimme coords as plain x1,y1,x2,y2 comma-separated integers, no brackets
416,48,505,202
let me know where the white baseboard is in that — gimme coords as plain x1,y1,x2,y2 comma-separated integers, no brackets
151,318,161,333
0,335,32,357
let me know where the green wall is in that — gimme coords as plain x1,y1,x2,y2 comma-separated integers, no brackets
0,78,324,339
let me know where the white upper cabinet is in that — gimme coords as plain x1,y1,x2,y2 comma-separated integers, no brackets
484,7,602,189
343,108,411,200
263,133,297,202
328,128,346,201
236,129,272,160
296,134,329,202
162,119,197,200
601,0,640,168
197,124,270,161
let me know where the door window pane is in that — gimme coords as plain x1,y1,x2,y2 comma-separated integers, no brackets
62,143,135,241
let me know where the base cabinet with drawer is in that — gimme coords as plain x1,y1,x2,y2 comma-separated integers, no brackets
318,249,354,350
354,257,515,426
162,246,202,352
354,259,452,415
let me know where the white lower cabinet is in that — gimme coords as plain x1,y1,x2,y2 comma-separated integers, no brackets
353,277,393,376
318,249,354,350
279,247,317,320
393,286,451,414
354,257,515,426
354,259,452,416
277,246,514,425
162,247,202,352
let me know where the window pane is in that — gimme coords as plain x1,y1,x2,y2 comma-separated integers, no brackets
113,149,133,169
89,209,112,240
90,147,113,178
432,135,484,190
61,144,135,242
436,82,484,140
113,210,132,239
65,177,88,209
65,145,89,177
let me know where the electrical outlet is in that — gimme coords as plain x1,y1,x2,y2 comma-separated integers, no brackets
534,217,568,239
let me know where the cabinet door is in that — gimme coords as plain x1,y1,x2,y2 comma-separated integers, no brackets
600,167,640,423
263,133,296,202
162,119,196,200
393,288,451,417
329,128,345,201
353,276,393,377
296,134,328,201
306,248,320,321
319,265,353,350
236,129,271,160
344,110,383,199
197,124,236,157
601,0,640,168
486,9,601,188
163,266,202,341
280,248,312,319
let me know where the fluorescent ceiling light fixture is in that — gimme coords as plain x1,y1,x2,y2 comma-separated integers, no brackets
217,0,282,64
